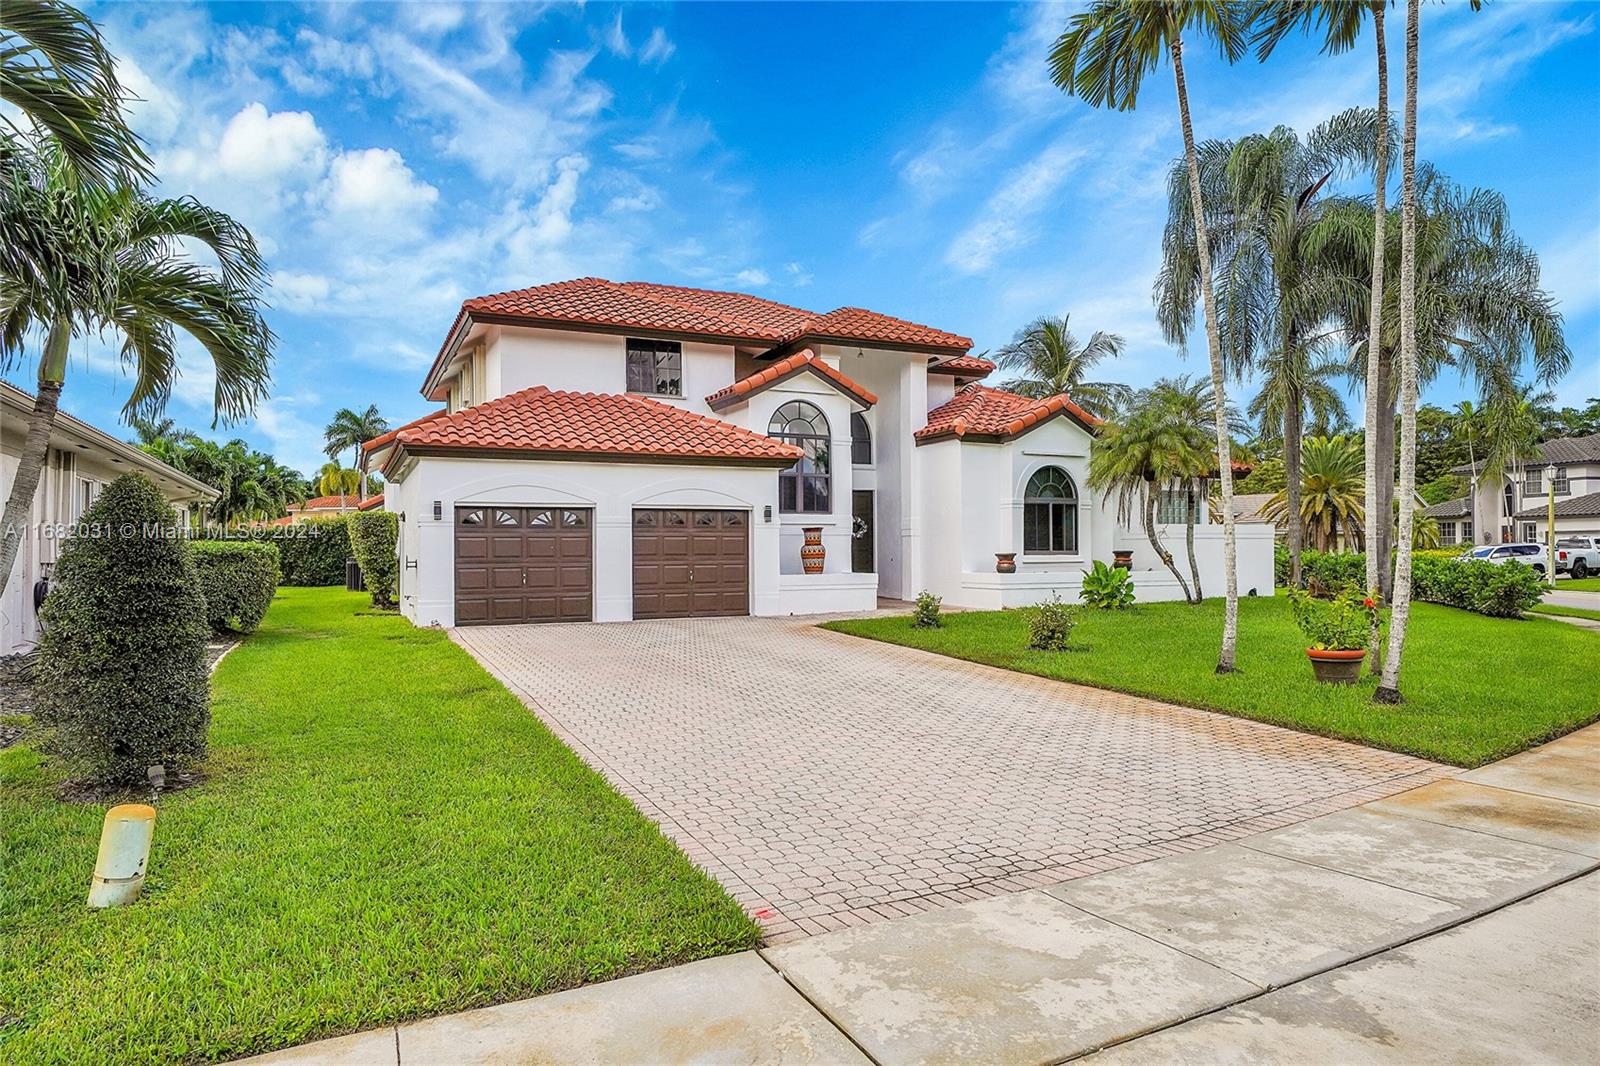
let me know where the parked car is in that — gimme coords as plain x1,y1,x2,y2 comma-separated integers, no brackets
1465,543,1549,575
1554,536,1600,579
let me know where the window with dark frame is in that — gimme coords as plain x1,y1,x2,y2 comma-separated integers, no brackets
1552,465,1570,495
769,401,831,514
625,338,683,397
1023,466,1078,554
1523,468,1543,496
850,412,873,466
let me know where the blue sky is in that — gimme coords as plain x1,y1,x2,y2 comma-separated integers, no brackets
14,1,1599,477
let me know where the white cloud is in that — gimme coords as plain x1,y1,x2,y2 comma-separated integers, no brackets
271,272,333,311
734,269,771,288
217,103,328,185
605,12,631,58
639,28,676,66
323,147,439,221
944,139,1087,274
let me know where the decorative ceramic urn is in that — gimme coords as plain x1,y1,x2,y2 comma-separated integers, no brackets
801,527,825,574
995,552,1017,574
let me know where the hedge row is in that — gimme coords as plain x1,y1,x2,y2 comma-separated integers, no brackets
202,515,351,585
1278,546,1547,618
191,540,280,633
346,510,398,608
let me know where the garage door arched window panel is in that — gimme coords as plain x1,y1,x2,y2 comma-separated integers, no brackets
1023,466,1078,554
458,508,484,526
770,401,832,514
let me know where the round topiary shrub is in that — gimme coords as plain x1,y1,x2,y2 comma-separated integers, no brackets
34,473,210,787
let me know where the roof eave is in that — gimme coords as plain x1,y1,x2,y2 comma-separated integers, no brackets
392,442,803,469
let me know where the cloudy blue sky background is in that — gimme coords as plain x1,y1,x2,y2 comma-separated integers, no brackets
11,1,1599,477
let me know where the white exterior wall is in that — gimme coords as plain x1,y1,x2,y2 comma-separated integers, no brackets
484,326,735,416
388,454,873,626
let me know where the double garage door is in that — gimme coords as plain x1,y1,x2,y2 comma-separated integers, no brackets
453,506,747,625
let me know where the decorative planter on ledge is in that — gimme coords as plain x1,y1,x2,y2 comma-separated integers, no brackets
801,527,825,574
1306,648,1365,684
1112,550,1133,570
995,552,1017,574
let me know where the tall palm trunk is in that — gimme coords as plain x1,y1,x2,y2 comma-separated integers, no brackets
1378,0,1420,704
1146,487,1194,602
0,321,70,597
1284,377,1304,588
1373,348,1397,599
1185,486,1203,603
1171,36,1239,671
1364,0,1390,668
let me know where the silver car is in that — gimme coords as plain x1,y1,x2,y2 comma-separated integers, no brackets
1465,542,1549,575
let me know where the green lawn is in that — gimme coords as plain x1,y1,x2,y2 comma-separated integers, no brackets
1531,602,1600,622
1,588,756,1064
824,596,1599,768
1555,576,1600,592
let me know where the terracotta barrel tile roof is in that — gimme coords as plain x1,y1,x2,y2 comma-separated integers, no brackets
362,409,447,453
293,495,361,511
916,383,1101,444
705,350,878,411
392,386,804,465
782,306,972,352
464,277,782,342
618,281,817,334
357,494,385,511
928,355,996,377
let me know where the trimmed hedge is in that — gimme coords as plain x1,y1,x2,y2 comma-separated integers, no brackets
192,540,280,632
1412,554,1547,618
206,515,350,585
34,474,210,785
347,510,398,608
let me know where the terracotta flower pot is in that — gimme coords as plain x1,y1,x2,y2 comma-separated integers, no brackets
1306,648,1365,684
801,526,825,574
1112,550,1133,570
995,552,1017,574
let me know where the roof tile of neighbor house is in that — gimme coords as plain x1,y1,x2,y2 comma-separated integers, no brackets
928,355,997,376
390,385,805,465
704,350,878,410
1514,489,1600,520
1452,433,1600,474
294,495,361,511
915,383,1101,444
357,494,385,511
1422,496,1472,519
451,277,973,354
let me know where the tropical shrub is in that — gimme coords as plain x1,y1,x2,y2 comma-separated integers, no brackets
1288,589,1379,651
1027,595,1079,651
191,540,279,632
34,474,210,786
1300,550,1367,597
911,590,943,629
1079,560,1136,609
1412,556,1545,619
1274,541,1291,586
347,510,399,608
206,515,350,585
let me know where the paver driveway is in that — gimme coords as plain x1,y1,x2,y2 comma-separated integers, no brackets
456,616,1447,941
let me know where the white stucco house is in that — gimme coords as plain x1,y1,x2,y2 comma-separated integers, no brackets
361,277,1274,626
1,380,219,655
1428,433,1600,546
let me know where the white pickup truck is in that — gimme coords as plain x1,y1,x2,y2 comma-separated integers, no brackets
1554,536,1600,579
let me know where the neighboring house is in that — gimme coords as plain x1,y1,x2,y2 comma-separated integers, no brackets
1,380,219,655
1452,433,1600,544
361,277,1274,627
285,494,363,519
1421,496,1474,546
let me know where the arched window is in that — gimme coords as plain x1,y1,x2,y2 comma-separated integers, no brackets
769,401,832,513
1024,466,1078,554
850,412,873,466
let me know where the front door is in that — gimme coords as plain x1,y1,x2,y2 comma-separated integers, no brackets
852,490,874,574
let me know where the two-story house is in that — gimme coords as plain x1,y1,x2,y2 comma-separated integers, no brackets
1426,433,1600,546
361,278,1274,626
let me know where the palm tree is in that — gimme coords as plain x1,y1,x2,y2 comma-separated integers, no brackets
1254,1,1392,655
1479,373,1547,540
1263,434,1364,553
1248,358,1350,444
1089,376,1224,604
0,0,149,187
0,144,274,594
1157,108,1382,592
316,463,360,501
1051,0,1250,672
995,315,1129,416
323,404,387,498
1376,0,1422,704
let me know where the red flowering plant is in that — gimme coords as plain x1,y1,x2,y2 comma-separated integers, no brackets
1288,589,1382,651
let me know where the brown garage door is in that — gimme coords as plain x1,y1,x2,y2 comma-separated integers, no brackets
632,509,749,619
455,506,592,625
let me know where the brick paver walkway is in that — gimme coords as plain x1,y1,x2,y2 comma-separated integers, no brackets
455,617,1449,942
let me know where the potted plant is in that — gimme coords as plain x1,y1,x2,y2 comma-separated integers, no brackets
1288,589,1379,684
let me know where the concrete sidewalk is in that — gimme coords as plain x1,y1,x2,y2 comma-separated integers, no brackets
245,724,1600,1066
